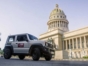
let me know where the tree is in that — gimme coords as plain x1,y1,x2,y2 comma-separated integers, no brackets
0,48,3,55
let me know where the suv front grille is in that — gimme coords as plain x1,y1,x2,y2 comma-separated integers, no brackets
45,42,54,48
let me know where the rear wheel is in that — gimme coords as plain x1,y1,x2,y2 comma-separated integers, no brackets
32,48,41,61
18,55,25,60
4,48,12,59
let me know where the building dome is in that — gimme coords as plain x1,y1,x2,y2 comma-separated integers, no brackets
49,4,66,20
47,4,69,32
50,4,65,17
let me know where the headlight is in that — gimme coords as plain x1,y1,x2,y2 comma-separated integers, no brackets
45,42,48,47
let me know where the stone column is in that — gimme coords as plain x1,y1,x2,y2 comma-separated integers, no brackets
84,36,87,48
64,23,66,28
72,38,74,49
56,21,57,27
86,36,88,47
51,23,52,28
55,21,57,28
52,22,53,28
54,21,56,28
53,22,55,28
76,38,78,49
69,39,71,49
63,40,64,50
49,23,50,29
80,37,82,49
61,21,62,27
62,21,63,27
56,21,58,27
65,40,68,50
59,21,60,27
48,24,50,29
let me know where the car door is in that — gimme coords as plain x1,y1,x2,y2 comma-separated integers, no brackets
13,34,29,53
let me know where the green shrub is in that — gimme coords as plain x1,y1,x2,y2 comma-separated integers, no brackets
0,50,3,55
83,56,88,59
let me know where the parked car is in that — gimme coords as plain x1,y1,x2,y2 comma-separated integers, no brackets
3,33,55,61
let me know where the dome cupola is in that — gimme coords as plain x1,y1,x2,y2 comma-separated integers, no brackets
47,4,69,32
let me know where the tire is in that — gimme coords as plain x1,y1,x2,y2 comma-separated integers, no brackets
45,53,52,61
32,48,41,61
4,48,12,59
18,55,25,60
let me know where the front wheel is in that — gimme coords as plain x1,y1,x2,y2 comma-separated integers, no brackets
18,55,25,60
44,54,52,61
4,48,12,59
32,48,41,61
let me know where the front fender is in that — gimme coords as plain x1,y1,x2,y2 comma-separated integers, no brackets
3,45,13,54
29,44,43,55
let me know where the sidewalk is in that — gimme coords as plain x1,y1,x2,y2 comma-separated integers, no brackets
52,58,88,61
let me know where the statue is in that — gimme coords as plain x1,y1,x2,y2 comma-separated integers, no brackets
56,4,59,8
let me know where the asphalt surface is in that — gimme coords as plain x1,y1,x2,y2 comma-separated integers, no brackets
0,57,88,66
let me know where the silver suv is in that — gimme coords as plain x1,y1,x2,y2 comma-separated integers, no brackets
3,33,55,61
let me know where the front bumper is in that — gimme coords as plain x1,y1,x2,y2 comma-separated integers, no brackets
42,47,55,57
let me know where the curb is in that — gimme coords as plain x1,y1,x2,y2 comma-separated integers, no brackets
52,59,88,61
11,57,88,61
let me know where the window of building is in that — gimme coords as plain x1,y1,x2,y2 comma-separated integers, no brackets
54,16,55,18
60,16,62,18
64,15,66,18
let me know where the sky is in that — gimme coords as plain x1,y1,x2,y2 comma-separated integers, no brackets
0,0,88,49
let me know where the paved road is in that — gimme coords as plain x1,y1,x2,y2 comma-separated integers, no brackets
0,57,88,66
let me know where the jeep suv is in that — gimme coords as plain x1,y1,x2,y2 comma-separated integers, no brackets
3,33,55,61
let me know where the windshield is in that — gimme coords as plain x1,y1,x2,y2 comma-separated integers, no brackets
28,34,38,40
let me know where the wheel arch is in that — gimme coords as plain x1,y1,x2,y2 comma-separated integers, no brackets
3,45,13,54
29,44,43,55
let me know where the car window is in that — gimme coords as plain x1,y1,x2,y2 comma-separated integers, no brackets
28,34,38,40
16,35,28,41
8,36,15,42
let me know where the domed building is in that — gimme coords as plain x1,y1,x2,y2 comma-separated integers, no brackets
48,4,69,32
39,4,88,59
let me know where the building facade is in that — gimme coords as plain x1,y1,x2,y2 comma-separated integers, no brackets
39,4,88,59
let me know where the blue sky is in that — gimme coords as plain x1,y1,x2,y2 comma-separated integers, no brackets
0,0,88,49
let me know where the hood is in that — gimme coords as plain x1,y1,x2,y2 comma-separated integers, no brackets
29,40,46,46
